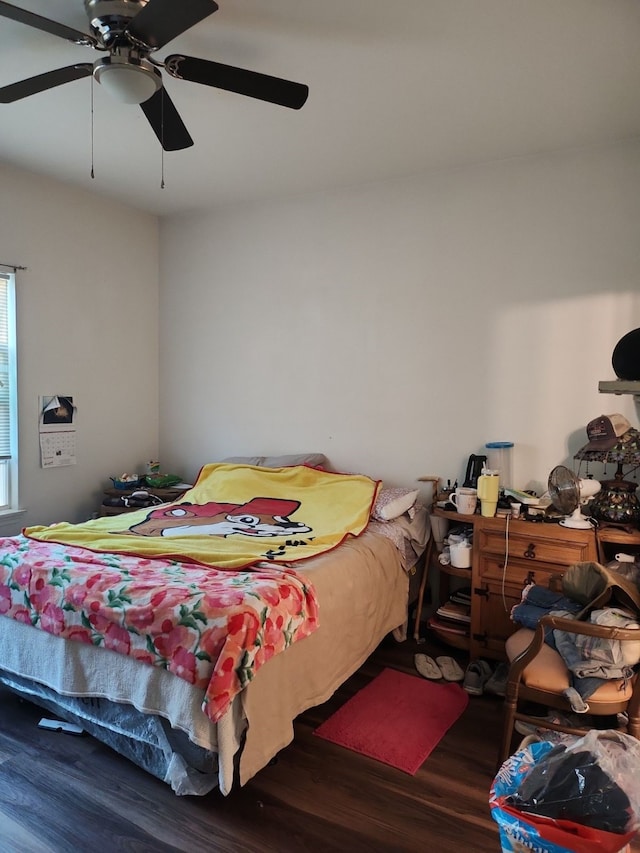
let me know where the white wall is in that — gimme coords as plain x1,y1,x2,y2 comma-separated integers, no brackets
3,142,636,531
159,142,640,500
0,164,159,530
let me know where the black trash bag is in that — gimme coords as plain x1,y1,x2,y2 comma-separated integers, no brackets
506,731,640,835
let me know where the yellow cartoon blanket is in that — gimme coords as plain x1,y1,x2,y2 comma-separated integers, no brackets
25,463,380,570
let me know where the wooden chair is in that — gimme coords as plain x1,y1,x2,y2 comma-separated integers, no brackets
498,613,640,767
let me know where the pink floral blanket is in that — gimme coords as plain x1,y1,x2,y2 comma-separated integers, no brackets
0,535,319,722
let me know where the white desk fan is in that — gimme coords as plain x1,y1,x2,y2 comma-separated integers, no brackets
547,465,601,529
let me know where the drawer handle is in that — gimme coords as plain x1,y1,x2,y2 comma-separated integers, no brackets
524,543,536,559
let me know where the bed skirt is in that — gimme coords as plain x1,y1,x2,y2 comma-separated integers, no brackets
0,670,221,795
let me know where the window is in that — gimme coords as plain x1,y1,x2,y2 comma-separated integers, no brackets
0,273,18,512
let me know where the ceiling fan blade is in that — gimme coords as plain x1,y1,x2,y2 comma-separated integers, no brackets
164,56,309,110
140,87,194,151
127,0,218,51
0,64,93,103
0,1,95,46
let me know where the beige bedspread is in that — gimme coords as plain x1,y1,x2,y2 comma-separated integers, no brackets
239,527,409,785
0,526,411,794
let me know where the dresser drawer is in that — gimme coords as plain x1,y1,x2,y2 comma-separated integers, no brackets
477,525,593,568
478,555,564,592
471,557,565,656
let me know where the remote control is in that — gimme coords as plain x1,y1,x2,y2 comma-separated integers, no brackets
38,717,84,736
504,488,543,506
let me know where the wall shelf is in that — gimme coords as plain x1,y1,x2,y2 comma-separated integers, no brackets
598,380,640,398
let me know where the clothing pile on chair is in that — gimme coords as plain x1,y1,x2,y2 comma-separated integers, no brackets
511,561,640,715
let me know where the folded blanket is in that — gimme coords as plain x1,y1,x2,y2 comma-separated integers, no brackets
26,463,381,570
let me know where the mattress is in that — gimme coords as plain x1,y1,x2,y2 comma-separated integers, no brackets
0,509,428,795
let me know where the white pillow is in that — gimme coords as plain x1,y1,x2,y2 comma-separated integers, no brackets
221,453,328,469
372,488,419,521
222,455,265,466
262,453,327,469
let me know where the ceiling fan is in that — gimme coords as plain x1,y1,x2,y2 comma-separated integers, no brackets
0,0,309,150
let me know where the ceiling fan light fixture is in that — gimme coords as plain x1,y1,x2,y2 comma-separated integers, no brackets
93,54,161,104
0,0,306,151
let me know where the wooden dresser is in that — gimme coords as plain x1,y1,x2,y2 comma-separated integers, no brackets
471,515,596,660
430,508,597,661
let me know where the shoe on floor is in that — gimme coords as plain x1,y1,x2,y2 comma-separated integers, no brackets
435,655,464,682
414,653,442,680
514,711,584,736
484,662,509,697
462,659,493,695
515,718,544,736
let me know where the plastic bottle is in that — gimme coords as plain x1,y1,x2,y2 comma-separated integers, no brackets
485,442,514,491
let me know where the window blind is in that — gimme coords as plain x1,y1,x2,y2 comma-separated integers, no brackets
0,276,12,459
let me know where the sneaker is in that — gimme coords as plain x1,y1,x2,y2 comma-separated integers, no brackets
515,718,544,736
562,687,589,714
484,662,509,697
516,730,579,750
462,659,493,695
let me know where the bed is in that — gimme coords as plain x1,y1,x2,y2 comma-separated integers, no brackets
0,455,429,795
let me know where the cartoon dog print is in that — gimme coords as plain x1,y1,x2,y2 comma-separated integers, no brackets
127,497,313,539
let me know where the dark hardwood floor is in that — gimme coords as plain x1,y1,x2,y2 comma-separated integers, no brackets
1,633,638,852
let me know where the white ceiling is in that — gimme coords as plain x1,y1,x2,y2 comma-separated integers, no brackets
1,0,640,217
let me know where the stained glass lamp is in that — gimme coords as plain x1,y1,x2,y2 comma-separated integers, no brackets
574,427,640,526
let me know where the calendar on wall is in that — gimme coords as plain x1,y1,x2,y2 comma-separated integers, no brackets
39,395,77,468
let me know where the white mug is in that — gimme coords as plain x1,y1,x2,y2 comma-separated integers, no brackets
450,487,477,515
616,553,636,563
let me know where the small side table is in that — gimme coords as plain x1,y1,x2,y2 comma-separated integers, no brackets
414,507,473,649
99,485,190,517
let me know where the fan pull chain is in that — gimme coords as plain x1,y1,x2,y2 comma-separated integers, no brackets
90,75,95,180
160,89,165,189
